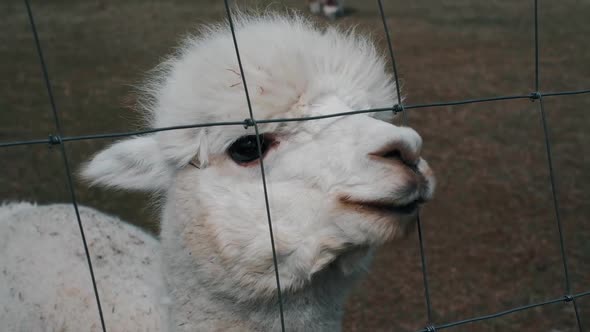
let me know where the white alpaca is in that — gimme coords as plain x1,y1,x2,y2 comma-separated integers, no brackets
0,13,435,331
308,0,344,20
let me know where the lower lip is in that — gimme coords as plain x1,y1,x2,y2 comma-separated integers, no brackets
363,201,420,215
392,201,419,214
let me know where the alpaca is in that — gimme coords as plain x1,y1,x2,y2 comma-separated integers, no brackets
308,0,344,19
0,13,435,331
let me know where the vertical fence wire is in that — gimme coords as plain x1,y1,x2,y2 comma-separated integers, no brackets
415,213,434,326
534,0,539,92
537,98,584,331
376,0,434,327
376,0,405,123
222,1,286,331
23,1,107,331
532,0,583,329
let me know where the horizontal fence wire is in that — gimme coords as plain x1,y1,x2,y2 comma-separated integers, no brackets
9,0,589,331
2,91,590,149
415,291,590,332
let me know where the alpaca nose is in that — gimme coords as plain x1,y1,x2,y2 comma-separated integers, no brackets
371,142,420,171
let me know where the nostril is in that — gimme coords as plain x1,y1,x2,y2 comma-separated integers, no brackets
375,146,418,169
381,149,402,161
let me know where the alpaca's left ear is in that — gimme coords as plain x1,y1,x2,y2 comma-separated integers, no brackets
81,135,172,191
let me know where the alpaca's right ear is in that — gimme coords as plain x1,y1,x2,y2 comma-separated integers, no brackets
81,135,172,191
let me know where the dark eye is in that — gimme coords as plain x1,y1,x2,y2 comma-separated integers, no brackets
228,134,273,164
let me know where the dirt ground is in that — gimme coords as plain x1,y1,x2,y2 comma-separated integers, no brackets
1,0,588,331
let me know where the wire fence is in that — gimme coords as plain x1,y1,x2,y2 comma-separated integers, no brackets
5,0,589,331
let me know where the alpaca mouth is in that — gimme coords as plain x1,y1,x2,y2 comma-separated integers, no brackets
361,199,423,215
340,197,424,216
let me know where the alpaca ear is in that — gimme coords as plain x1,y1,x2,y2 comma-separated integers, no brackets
81,135,172,191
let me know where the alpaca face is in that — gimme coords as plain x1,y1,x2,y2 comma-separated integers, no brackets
166,96,434,299
82,14,435,300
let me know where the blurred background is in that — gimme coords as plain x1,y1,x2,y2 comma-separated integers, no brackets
1,0,589,331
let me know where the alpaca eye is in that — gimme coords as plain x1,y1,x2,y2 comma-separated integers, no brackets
228,134,272,164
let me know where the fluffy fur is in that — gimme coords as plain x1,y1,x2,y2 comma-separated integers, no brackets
0,203,166,332
1,13,435,331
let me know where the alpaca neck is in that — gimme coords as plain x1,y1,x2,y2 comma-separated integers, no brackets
160,222,364,331
159,192,367,331
161,249,360,331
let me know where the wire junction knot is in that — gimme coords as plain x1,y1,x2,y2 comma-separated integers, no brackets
530,91,542,100
425,324,437,332
243,118,255,129
393,104,405,113
48,134,62,145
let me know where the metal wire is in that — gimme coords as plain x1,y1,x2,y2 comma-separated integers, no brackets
534,0,540,92
23,1,107,331
377,0,405,123
4,90,590,149
10,0,589,331
415,213,433,324
222,1,286,331
536,91,582,332
415,291,590,332
376,0,434,325
533,0,582,328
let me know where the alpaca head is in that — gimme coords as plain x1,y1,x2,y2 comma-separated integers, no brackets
82,14,435,301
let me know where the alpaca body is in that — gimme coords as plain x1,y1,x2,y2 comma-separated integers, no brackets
0,203,166,332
